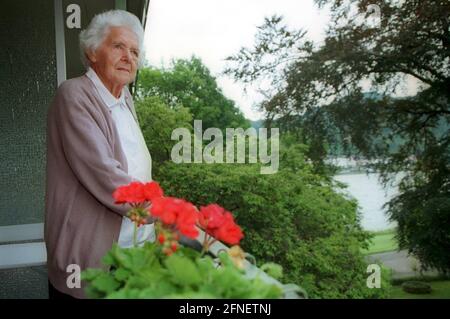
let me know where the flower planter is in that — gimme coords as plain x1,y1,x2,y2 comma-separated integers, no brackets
81,181,306,299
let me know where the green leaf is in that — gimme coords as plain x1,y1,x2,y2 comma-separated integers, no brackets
91,273,121,294
196,256,216,275
113,246,154,272
218,252,235,268
136,282,177,298
81,268,104,281
164,254,202,287
113,268,131,282
101,251,116,266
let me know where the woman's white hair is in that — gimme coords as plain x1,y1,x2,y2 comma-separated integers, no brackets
79,10,145,69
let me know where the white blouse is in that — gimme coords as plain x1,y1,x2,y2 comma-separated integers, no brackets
86,68,155,248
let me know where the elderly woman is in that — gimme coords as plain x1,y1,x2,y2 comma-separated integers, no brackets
45,10,153,299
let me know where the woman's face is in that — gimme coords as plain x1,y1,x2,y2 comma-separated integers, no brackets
87,26,140,94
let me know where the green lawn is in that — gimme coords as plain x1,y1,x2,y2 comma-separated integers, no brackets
390,280,450,299
362,229,398,255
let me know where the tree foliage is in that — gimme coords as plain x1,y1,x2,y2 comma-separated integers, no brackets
137,56,250,130
224,0,450,272
135,96,192,174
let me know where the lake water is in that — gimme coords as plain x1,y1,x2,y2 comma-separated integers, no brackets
334,172,399,231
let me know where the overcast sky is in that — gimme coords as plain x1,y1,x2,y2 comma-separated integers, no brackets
143,0,331,121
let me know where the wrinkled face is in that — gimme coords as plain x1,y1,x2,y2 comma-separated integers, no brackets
87,26,140,89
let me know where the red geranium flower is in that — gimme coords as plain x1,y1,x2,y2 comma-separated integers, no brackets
199,204,243,245
198,204,226,229
143,181,164,201
214,213,244,245
176,201,199,238
150,197,178,224
114,182,244,251
150,197,199,239
113,182,146,204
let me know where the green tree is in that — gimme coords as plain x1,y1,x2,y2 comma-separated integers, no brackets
225,0,450,273
135,96,192,176
137,56,250,130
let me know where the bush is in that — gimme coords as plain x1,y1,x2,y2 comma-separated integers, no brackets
401,281,432,294
154,145,391,298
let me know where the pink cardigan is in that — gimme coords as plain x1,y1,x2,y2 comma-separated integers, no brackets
45,75,139,298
